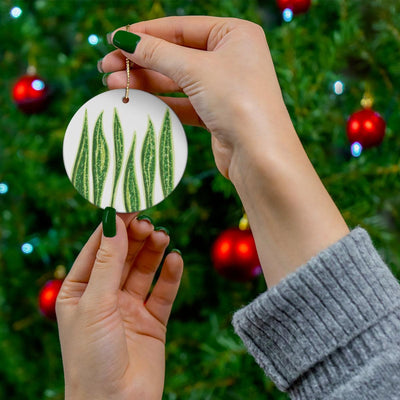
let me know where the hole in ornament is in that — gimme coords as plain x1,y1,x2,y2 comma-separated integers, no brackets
122,97,129,103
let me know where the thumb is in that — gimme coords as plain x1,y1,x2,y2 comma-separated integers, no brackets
111,30,202,88
85,208,128,299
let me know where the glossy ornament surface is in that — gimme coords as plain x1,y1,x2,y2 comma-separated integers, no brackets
211,228,261,282
12,74,49,113
276,0,311,14
63,89,188,212
346,108,386,148
38,279,63,319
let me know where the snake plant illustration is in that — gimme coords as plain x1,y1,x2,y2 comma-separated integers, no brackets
92,111,109,207
111,108,124,207
123,132,140,211
71,109,90,200
71,106,178,211
159,109,174,198
141,117,156,208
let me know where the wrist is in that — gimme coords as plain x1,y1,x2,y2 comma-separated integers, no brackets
228,119,349,287
228,109,299,188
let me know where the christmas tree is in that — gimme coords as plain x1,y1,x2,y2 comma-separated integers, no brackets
1,0,400,399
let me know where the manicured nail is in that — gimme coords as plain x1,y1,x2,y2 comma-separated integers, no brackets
112,31,141,53
97,58,104,73
102,74,109,87
171,248,182,256
137,214,153,224
103,207,116,237
155,226,169,235
106,32,113,44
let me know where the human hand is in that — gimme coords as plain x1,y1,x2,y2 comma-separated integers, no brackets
100,16,293,179
56,212,183,400
100,17,348,288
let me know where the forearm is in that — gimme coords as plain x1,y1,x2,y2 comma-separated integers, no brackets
229,109,349,287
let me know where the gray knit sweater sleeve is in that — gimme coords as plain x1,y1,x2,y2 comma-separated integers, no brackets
232,227,400,399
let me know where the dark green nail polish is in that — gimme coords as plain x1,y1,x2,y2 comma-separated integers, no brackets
155,226,169,235
103,207,116,237
137,214,153,224
102,74,109,86
112,31,141,53
171,248,182,256
97,58,104,73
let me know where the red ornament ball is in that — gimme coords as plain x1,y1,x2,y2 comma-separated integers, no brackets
346,109,386,148
211,228,261,282
38,279,63,319
276,0,311,14
12,74,49,113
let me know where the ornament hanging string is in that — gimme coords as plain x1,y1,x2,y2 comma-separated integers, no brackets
123,25,130,103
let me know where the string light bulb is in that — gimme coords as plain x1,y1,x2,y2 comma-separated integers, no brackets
0,183,8,194
282,8,294,22
351,142,363,157
21,243,34,254
333,80,344,95
10,7,22,18
88,34,99,45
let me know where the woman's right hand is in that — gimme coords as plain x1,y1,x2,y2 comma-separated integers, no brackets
101,16,349,288
100,16,294,179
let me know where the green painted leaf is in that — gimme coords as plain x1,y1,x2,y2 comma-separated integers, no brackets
92,111,109,207
111,108,124,207
141,117,156,208
123,132,140,212
71,109,90,200
159,108,174,198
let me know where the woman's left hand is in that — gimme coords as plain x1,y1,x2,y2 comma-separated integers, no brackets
56,214,183,400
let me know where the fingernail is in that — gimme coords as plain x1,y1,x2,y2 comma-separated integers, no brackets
155,226,169,235
106,32,113,44
171,248,182,256
102,74,109,87
97,58,104,73
103,207,116,237
112,31,141,53
137,215,153,224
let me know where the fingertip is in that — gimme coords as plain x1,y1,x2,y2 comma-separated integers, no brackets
128,214,154,240
166,250,184,272
137,214,154,224
162,252,184,284
102,207,116,237
169,250,184,270
98,49,127,73
152,228,171,248
170,248,182,257
97,58,104,73
101,209,126,241
106,31,113,45
154,226,170,236
112,30,142,54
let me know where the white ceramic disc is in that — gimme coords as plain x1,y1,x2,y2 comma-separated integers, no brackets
63,89,187,212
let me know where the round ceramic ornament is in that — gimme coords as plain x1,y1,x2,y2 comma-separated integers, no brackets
63,89,188,212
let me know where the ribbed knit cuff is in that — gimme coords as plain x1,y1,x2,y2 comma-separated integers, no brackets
232,228,400,398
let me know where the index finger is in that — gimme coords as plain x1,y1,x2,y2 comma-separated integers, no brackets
113,16,222,50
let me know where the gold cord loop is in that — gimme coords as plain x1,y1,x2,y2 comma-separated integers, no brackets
123,25,130,103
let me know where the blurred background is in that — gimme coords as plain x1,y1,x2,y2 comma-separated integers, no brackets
1,0,400,398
